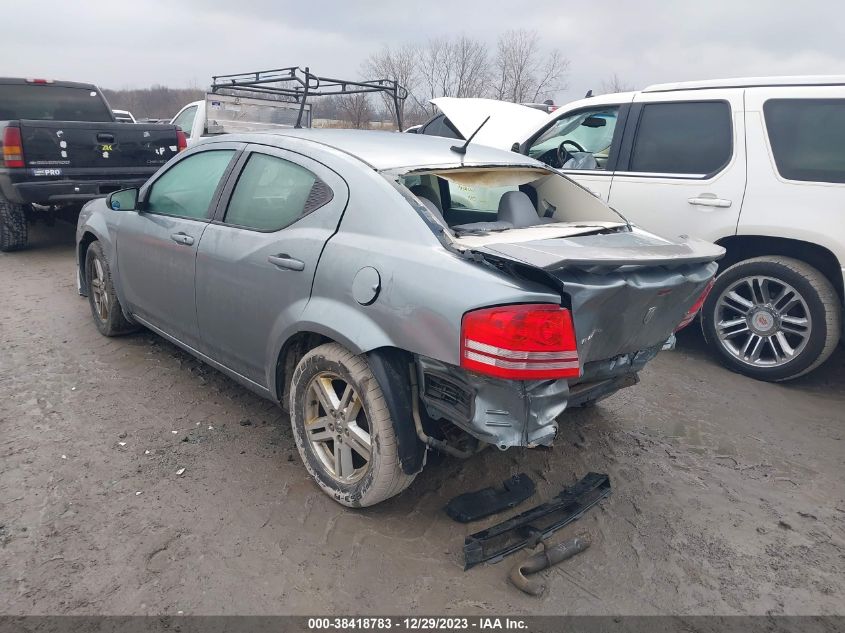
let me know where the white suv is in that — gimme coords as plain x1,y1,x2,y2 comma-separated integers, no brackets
429,77,845,381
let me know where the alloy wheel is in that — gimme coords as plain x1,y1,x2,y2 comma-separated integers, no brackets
304,372,372,483
90,257,110,322
714,275,811,368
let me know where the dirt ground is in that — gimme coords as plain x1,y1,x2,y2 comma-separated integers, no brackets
1,222,844,616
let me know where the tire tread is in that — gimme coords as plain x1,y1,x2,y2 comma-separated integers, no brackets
0,196,28,252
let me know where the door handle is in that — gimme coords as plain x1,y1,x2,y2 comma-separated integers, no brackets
268,254,305,271
687,196,732,208
170,232,195,246
97,133,115,143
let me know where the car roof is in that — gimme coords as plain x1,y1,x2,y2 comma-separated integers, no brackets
551,75,845,117
643,75,845,93
224,128,545,171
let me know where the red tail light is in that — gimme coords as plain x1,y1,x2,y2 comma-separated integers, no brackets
176,129,187,152
675,279,715,331
2,127,24,168
460,304,580,380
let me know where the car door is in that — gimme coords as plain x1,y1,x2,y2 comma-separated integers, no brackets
524,101,630,201
116,144,241,349
171,102,199,144
194,144,349,388
606,90,747,242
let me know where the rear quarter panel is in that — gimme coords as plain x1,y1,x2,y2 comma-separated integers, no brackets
739,86,845,285
296,166,561,368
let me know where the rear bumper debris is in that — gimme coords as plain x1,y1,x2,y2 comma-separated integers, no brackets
463,472,610,570
445,473,536,523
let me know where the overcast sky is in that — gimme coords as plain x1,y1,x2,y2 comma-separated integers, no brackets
7,0,844,103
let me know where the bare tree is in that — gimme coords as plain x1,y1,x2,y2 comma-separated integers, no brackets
600,73,635,94
102,85,205,119
336,92,374,129
418,35,489,115
492,29,569,103
362,43,420,127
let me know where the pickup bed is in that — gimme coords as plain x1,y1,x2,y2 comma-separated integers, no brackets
0,78,185,251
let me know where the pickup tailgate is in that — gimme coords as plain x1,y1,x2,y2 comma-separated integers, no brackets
470,227,724,364
19,120,180,173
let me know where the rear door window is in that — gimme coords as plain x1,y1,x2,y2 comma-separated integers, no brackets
764,99,845,184
146,150,235,219
223,152,333,231
629,101,732,175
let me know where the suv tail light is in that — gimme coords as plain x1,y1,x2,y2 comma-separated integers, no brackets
460,304,580,380
675,279,715,331
175,129,187,152
2,127,24,168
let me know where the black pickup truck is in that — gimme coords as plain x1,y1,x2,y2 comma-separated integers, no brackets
0,78,186,251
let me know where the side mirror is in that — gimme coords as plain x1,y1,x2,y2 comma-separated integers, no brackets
582,116,607,128
107,187,139,211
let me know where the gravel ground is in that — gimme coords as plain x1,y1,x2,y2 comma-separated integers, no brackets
1,222,844,616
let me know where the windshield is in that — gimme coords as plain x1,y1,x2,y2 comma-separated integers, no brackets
397,166,626,236
0,84,113,122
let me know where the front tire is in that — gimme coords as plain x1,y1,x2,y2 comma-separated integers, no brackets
701,256,841,381
289,343,417,507
0,195,28,252
85,241,137,337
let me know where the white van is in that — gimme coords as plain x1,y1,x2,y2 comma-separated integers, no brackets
428,77,845,381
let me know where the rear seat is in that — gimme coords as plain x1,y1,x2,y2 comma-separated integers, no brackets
411,186,554,233
497,191,556,228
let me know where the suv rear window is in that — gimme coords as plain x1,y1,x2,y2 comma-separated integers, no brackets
420,114,461,139
764,99,845,184
629,101,732,175
0,84,113,122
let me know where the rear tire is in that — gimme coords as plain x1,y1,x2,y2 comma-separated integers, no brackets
701,256,840,381
289,343,417,507
85,241,137,337
0,195,28,252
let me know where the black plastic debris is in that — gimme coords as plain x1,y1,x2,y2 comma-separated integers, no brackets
445,473,536,523
463,471,611,570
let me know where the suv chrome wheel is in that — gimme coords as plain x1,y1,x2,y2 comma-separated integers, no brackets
304,372,372,484
714,275,811,367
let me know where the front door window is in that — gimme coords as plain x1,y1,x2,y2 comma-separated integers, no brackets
146,150,235,219
528,106,619,170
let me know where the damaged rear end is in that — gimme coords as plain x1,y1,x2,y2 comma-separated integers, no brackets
398,165,723,450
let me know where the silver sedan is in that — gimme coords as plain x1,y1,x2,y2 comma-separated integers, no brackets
76,130,722,506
